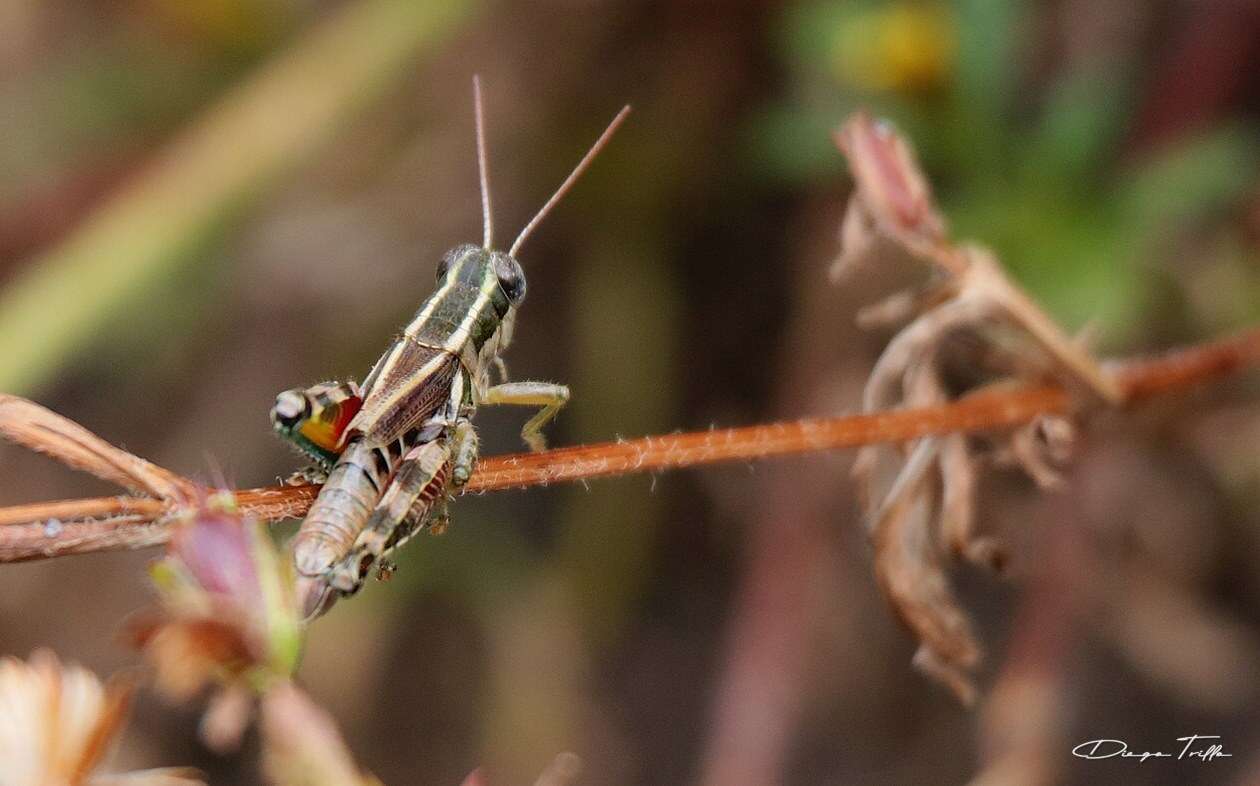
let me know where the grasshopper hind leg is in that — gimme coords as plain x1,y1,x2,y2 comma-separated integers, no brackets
271,380,363,469
327,439,452,595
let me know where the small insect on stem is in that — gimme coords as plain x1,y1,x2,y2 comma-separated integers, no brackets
270,79,631,620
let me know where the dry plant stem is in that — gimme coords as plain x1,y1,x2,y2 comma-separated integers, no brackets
472,324,1259,488
1,326,1258,561
960,249,1123,404
0,396,196,499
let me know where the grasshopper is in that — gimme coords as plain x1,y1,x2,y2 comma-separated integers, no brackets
271,79,629,619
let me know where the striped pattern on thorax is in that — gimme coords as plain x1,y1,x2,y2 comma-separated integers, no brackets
348,245,510,445
349,342,457,446
406,245,512,356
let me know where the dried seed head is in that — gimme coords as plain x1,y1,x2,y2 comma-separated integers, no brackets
0,650,203,786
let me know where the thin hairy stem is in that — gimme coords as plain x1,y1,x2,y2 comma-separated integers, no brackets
0,326,1257,562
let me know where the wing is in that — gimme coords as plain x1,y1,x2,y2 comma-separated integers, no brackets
348,338,459,445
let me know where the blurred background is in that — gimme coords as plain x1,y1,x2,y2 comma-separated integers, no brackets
1,0,1259,784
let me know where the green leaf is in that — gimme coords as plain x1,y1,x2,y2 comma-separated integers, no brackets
951,0,1024,162
1118,125,1258,238
1021,73,1130,185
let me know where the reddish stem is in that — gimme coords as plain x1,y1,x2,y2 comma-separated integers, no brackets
0,326,1257,562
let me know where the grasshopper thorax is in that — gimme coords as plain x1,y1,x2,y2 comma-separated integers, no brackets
413,243,525,363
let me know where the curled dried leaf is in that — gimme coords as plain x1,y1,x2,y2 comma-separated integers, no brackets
834,109,1118,704
869,451,981,706
957,247,1122,404
1007,418,1072,490
939,433,1000,568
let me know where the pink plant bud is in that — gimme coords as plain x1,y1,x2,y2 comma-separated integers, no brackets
834,112,945,243
136,503,302,705
171,510,259,602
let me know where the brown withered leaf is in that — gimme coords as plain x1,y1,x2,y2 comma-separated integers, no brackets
868,442,981,706
955,247,1122,404
833,111,1112,704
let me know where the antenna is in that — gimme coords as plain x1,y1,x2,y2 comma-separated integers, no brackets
473,75,493,250
509,105,631,257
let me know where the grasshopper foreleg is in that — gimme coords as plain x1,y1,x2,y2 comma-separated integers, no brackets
478,381,569,452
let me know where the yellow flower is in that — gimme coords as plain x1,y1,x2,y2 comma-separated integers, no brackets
0,650,202,786
834,3,956,94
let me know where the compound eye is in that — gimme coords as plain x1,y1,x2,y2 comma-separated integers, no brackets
271,390,309,430
495,256,526,304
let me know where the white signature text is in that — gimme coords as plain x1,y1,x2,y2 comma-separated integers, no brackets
1072,736,1232,762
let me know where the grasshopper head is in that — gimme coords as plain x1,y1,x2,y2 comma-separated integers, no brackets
435,244,526,307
